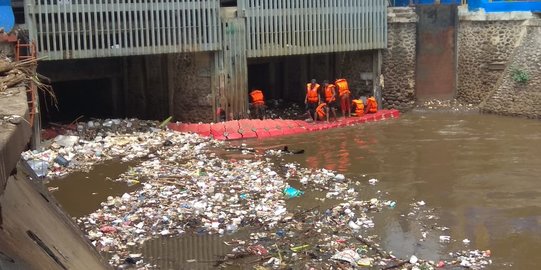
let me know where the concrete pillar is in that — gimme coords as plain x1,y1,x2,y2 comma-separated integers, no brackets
373,49,383,109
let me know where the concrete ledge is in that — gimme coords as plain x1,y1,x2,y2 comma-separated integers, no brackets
458,6,536,21
388,7,419,23
0,169,109,269
0,89,31,195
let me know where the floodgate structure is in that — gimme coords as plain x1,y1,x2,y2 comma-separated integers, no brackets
1,0,541,268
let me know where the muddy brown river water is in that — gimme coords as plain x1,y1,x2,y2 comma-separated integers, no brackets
49,111,541,269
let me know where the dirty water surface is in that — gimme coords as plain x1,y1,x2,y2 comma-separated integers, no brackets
49,112,541,269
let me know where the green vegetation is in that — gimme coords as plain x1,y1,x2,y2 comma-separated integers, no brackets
511,67,529,84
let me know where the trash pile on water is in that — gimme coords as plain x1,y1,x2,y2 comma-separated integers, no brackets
214,175,492,269
25,118,494,269
22,119,220,178
264,100,306,120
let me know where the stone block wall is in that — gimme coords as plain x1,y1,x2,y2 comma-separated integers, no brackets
480,21,541,119
382,21,417,111
337,51,373,98
171,52,214,123
456,20,524,104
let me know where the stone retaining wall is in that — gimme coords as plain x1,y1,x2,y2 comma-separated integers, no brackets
456,20,524,104
382,8,417,111
480,21,541,119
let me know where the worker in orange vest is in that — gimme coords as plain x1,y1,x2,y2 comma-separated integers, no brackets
315,103,327,122
365,96,378,114
305,79,320,121
351,98,365,117
249,88,266,119
335,78,351,118
323,80,337,122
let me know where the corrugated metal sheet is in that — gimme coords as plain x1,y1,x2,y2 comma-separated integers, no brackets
25,0,222,60
238,0,388,58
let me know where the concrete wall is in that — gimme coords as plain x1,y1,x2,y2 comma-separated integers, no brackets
480,20,541,118
336,51,373,98
39,54,215,123
456,20,524,104
0,86,108,270
170,52,214,123
382,8,417,111
124,55,170,120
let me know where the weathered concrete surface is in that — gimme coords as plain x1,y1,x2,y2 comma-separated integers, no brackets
0,169,110,270
480,20,541,119
382,8,417,111
171,52,214,123
0,90,31,194
0,88,108,269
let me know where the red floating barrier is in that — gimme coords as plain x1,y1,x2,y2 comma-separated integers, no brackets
224,121,240,134
170,110,399,141
226,133,243,140
268,129,284,137
256,130,272,138
363,114,376,122
197,124,211,137
240,131,258,139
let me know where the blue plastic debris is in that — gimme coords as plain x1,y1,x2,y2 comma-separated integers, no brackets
283,186,304,198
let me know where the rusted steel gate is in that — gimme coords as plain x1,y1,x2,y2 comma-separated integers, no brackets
25,0,222,59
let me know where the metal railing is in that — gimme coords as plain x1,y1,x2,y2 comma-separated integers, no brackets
25,0,222,60
238,0,388,58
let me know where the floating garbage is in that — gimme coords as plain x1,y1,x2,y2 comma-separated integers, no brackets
27,159,48,178
331,249,362,265
25,117,494,270
283,186,304,198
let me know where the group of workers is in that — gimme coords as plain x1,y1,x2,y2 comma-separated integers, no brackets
305,78,378,122
248,77,378,122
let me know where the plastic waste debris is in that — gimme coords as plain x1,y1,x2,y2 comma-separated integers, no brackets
440,235,451,243
27,159,48,178
54,155,69,167
368,178,378,185
283,186,304,198
409,255,419,264
331,249,362,265
290,245,310,252
54,135,79,148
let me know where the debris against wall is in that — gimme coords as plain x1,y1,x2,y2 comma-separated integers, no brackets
480,20,541,119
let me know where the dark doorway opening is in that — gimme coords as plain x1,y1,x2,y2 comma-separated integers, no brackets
40,79,116,125
247,60,291,102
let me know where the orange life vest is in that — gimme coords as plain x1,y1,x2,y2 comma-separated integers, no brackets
324,84,336,103
367,96,378,113
250,90,265,105
335,79,350,98
316,103,327,120
352,99,364,117
306,83,320,103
